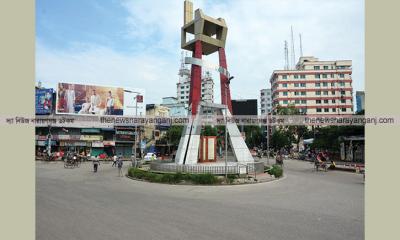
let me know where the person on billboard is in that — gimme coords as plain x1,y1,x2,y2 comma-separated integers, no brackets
65,84,76,113
43,92,52,110
89,89,101,114
78,96,91,114
58,85,66,112
106,91,114,115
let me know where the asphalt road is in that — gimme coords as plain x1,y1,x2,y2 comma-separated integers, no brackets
36,160,364,240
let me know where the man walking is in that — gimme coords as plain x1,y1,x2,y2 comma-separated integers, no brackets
92,155,100,173
117,157,123,177
112,154,117,167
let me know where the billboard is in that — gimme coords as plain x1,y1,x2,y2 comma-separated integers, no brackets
231,99,258,115
56,83,145,116
35,88,54,115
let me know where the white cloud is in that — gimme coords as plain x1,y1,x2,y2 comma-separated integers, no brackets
36,40,178,104
36,0,364,104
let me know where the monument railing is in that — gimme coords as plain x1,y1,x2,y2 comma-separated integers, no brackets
149,161,264,175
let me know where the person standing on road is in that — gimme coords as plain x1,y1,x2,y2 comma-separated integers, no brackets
112,154,117,167
117,157,123,177
93,155,100,172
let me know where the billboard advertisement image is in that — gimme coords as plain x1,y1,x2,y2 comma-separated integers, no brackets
56,83,144,116
35,88,54,115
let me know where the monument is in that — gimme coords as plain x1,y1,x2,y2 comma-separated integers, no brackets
173,0,254,167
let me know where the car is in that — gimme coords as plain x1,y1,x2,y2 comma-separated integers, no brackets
144,153,157,161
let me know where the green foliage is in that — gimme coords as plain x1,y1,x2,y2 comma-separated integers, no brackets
243,126,263,148
269,164,283,178
270,130,292,151
226,174,238,184
311,126,365,151
164,126,184,146
128,168,219,185
201,125,218,136
189,173,218,184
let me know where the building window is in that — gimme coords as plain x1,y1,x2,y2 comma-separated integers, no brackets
331,74,335,78
283,92,288,96
340,82,345,87
301,91,306,96
300,75,306,79
331,82,335,87
332,99,336,103
323,66,329,70
341,99,346,103
266,92,271,95
316,91,321,95
301,100,307,104
332,91,336,95
339,74,345,78
294,92,299,96
341,108,347,112
180,86,184,89
332,108,336,112
283,100,288,104
341,91,346,95
261,92,265,96
323,108,329,112
324,100,329,103
316,100,321,104
295,100,300,104
323,91,328,95
282,75,287,79
180,97,184,99
315,83,320,87
294,83,299,87
314,66,320,70
300,83,306,87
316,108,322,112
315,74,321,79
282,83,288,87
294,75,299,79
322,74,327,78
323,82,328,87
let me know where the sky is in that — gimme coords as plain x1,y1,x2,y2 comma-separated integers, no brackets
36,0,365,105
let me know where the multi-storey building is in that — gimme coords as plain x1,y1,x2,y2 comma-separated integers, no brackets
177,66,214,106
260,89,272,115
270,56,354,115
356,91,365,113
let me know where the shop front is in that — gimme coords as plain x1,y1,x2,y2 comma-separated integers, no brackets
115,128,135,157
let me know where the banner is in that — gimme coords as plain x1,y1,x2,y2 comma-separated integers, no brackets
56,83,125,116
35,88,53,115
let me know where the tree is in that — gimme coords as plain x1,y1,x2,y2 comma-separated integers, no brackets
270,130,292,151
164,126,184,146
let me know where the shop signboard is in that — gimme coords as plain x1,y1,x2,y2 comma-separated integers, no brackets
92,141,104,148
115,130,135,142
80,135,103,141
103,141,115,146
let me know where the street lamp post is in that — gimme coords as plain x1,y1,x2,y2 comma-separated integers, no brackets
225,76,234,181
266,112,270,166
124,90,141,167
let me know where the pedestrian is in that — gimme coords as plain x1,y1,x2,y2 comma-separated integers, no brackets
112,154,117,167
117,157,123,177
93,155,100,172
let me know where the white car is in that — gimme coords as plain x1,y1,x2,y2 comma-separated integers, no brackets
144,153,157,161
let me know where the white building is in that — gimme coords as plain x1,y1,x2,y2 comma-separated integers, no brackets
177,65,214,106
270,56,354,115
260,89,272,115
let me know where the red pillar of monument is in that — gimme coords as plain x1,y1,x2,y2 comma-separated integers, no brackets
189,40,203,116
218,47,232,113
